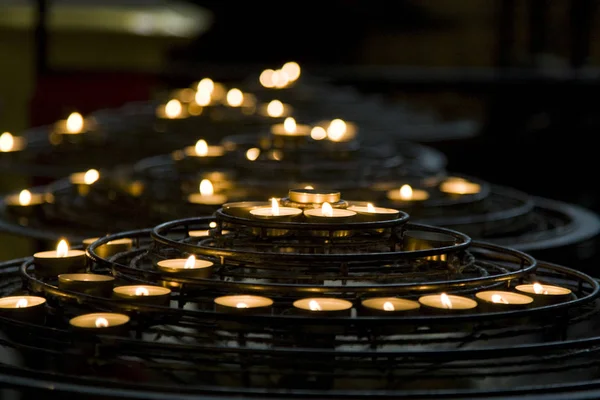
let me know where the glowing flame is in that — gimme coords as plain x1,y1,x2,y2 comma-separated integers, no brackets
57,239,69,257
321,202,333,217
197,78,214,94
209,221,217,228
0,132,14,152
367,203,376,212
135,287,149,296
310,126,327,140
195,139,208,156
246,147,260,161
272,69,290,88
200,179,214,196
282,61,301,81
271,198,280,216
304,185,314,190
66,112,84,133
266,100,284,117
95,317,109,328
383,301,395,311
491,294,509,304
309,300,322,311
226,89,244,107
84,169,100,185
440,293,453,309
259,69,275,88
236,302,249,309
165,99,182,118
327,119,347,142
19,190,32,206
184,255,196,269
195,90,211,106
283,117,296,133
399,184,413,200
15,298,28,308
533,283,548,295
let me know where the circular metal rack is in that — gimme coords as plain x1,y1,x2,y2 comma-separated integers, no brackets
0,198,600,399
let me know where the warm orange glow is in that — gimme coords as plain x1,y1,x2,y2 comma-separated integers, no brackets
533,283,548,294
367,203,376,212
0,132,14,152
95,317,109,328
310,126,327,140
272,69,290,88
165,99,182,119
440,293,453,309
135,287,149,296
83,169,100,185
66,112,84,133
195,90,211,106
199,179,214,196
259,69,275,88
15,298,28,308
246,147,260,161
491,294,509,304
383,301,395,311
18,190,32,206
327,119,347,142
321,202,333,217
184,255,196,269
57,239,69,257
197,78,214,94
271,198,280,216
304,185,314,190
309,300,322,311
399,185,413,200
266,100,284,117
283,117,296,133
195,139,208,156
209,221,217,228
282,61,301,81
236,302,249,308
226,89,244,107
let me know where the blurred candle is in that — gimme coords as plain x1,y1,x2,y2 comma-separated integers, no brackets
439,177,481,195
0,132,26,152
271,117,311,136
387,184,430,202
187,179,228,205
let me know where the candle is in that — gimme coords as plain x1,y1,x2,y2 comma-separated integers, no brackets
293,298,353,317
0,131,26,152
439,177,481,195
156,99,187,119
287,188,341,204
515,283,572,305
403,230,456,261
69,312,130,334
347,203,400,222
214,295,273,314
187,179,227,205
53,112,94,135
322,118,357,142
156,255,214,278
418,293,478,313
70,169,100,196
304,202,356,237
58,273,115,297
113,285,171,306
475,290,533,311
249,198,303,237
33,239,86,277
0,296,46,322
271,117,311,136
361,297,420,316
387,184,430,202
225,88,248,108
3,189,47,218
258,99,292,118
83,237,133,259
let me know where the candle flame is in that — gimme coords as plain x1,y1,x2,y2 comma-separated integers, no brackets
383,301,395,311
57,239,69,257
184,255,196,269
327,119,347,142
0,132,14,152
84,169,100,185
195,90,211,106
259,69,275,88
304,185,314,190
199,179,214,196
283,117,296,133
246,147,260,161
321,202,333,217
282,61,301,81
310,126,327,140
399,184,413,200
491,294,509,304
195,139,208,156
15,298,28,308
209,221,217,228
95,317,109,328
236,302,249,309
135,287,149,296
19,190,32,206
266,100,284,117
271,198,280,216
309,300,322,311
272,69,290,88
440,293,453,309
197,78,214,94
66,112,84,133
226,88,244,107
533,283,548,295
165,99,182,119
367,203,376,212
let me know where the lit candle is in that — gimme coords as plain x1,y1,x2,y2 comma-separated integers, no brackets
403,230,456,261
249,198,303,237
3,189,47,218
214,295,273,314
156,99,187,119
282,61,301,82
0,131,26,152
258,99,292,118
53,112,93,135
69,312,130,333
515,282,572,305
181,139,226,159
83,237,133,259
287,188,341,204
187,179,228,205
271,117,311,136
156,255,214,278
113,285,171,306
475,290,533,311
418,293,478,313
189,221,218,237
347,202,400,222
361,297,420,316
70,168,100,196
387,184,430,202
303,202,356,221
0,296,46,322
315,118,357,142
33,239,86,277
293,298,353,317
439,177,481,195
58,273,115,297
225,88,247,107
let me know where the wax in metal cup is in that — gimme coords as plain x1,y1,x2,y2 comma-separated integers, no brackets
33,239,87,277
83,237,133,259
293,298,353,317
187,179,228,206
69,312,130,335
515,283,573,306
155,255,214,278
403,230,457,262
475,291,534,312
387,184,430,204
360,297,420,316
0,296,46,323
113,285,171,306
439,177,482,196
418,293,478,314
172,139,227,172
303,202,356,238
249,198,303,237
214,295,274,315
3,190,47,219
58,274,115,297
347,202,400,234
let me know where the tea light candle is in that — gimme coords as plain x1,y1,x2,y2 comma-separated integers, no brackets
250,198,303,220
70,168,100,196
187,179,227,205
3,189,47,218
321,118,357,142
258,100,292,118
156,99,187,119
214,295,273,314
418,293,478,313
113,285,171,306
288,188,341,204
361,297,420,316
83,237,133,259
33,239,86,277
271,117,311,136
303,202,356,221
475,290,533,311
0,132,26,152
439,177,481,195
293,298,353,317
53,112,94,134
0,296,46,322
178,139,226,159
156,255,214,278
347,203,400,222
515,283,572,305
387,184,430,202
58,273,115,297
69,312,130,334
